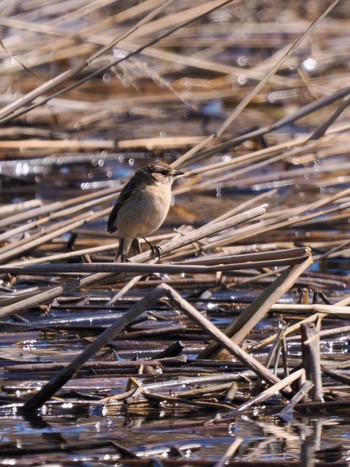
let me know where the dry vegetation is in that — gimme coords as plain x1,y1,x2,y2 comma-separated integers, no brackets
0,0,350,465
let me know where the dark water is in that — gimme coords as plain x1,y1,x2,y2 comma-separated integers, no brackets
1,403,350,463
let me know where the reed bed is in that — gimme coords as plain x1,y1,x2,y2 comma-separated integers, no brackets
0,0,350,465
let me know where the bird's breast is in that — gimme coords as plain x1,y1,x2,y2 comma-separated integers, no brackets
117,183,172,238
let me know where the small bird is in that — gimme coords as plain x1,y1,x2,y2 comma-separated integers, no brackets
108,161,183,262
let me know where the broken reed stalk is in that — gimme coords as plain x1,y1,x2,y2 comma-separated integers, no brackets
0,140,115,150
232,369,305,415
277,381,314,422
183,86,350,167
214,437,243,467
143,392,235,411
0,201,64,229
178,247,309,265
22,281,293,413
0,2,162,121
0,0,237,124
198,254,313,359
250,295,350,353
321,367,350,386
0,215,51,243
0,186,120,243
106,274,143,306
0,199,42,216
0,247,310,275
0,209,110,264
301,322,324,403
251,323,286,396
101,377,240,405
5,242,119,266
162,284,292,391
217,0,340,137
0,281,81,321
21,284,167,413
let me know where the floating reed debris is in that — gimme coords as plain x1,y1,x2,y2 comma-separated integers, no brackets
0,0,350,464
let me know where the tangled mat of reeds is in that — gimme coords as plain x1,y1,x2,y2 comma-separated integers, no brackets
0,0,350,465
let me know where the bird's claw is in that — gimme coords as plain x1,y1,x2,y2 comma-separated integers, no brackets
120,255,131,263
142,237,162,260
150,244,162,260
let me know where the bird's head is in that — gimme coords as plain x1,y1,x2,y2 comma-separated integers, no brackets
143,161,184,185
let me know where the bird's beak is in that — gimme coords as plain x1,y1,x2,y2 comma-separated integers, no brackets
173,169,184,177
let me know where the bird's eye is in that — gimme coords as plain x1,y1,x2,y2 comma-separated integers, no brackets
160,170,168,175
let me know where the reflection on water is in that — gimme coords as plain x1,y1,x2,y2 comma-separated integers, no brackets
0,409,349,463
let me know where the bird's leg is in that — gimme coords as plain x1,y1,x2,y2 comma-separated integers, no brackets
115,238,131,262
143,237,162,260
131,238,141,255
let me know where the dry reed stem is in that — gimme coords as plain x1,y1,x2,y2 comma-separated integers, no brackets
0,281,79,320
5,243,119,266
0,4,348,450
1,247,310,276
101,374,247,405
0,140,115,150
301,323,324,402
277,381,314,422
0,205,266,318
0,199,42,216
0,0,236,124
20,280,290,413
193,196,350,254
232,369,305,415
213,438,243,467
0,209,110,264
0,0,172,121
0,185,121,230
250,295,350,353
21,284,168,413
199,255,312,359
163,283,291,390
176,87,350,170
0,195,118,244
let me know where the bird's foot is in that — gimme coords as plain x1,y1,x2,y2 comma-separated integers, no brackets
120,255,131,263
143,237,162,260
150,244,162,260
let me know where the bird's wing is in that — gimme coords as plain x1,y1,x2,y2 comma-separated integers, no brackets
107,172,143,233
107,202,121,233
